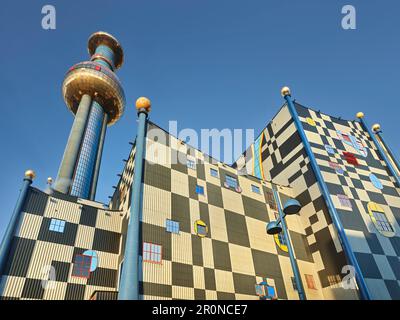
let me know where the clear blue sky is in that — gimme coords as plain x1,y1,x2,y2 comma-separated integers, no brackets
0,0,399,239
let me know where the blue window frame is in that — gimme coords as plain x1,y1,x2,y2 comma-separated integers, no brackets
225,175,238,189
325,144,335,155
187,158,196,170
166,219,180,234
210,168,219,178
251,185,261,194
196,185,205,195
255,281,276,300
49,219,66,233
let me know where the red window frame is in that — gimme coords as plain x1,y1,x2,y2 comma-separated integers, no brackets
305,274,317,290
143,242,162,264
343,152,359,165
72,254,92,279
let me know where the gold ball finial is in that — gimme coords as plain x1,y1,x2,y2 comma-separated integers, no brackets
356,112,364,119
135,97,151,112
281,86,291,97
372,124,381,133
25,170,36,180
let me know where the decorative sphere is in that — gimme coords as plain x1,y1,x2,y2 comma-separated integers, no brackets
47,177,53,184
135,97,151,112
25,170,36,180
372,124,381,132
281,86,291,97
356,112,364,119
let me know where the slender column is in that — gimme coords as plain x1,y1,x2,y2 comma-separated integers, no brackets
54,94,92,193
272,185,306,300
119,98,151,300
0,171,35,281
357,117,400,186
282,87,371,300
89,113,108,200
70,101,105,198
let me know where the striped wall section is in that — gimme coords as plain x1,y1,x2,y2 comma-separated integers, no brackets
0,187,125,300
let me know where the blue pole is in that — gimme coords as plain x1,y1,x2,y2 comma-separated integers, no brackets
283,89,371,300
375,131,400,177
0,171,34,283
375,131,400,174
358,118,400,187
118,105,149,300
272,185,306,300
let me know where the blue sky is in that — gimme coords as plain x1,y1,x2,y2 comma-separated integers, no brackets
0,0,399,239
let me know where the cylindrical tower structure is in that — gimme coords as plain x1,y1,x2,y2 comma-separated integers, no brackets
54,32,125,200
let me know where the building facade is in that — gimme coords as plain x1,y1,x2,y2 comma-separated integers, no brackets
0,33,399,300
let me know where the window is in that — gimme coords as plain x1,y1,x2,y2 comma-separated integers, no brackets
225,175,238,189
49,219,66,233
329,161,344,175
166,219,180,234
251,185,261,194
367,202,395,237
325,145,335,155
305,274,317,290
187,158,196,170
195,185,205,195
265,190,277,210
372,210,394,233
210,168,219,178
143,242,162,264
343,152,359,166
194,220,208,237
291,277,298,291
72,254,92,278
338,194,352,208
255,281,276,300
82,250,98,272
369,174,383,190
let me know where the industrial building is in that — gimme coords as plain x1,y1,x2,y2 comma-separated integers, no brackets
0,32,399,300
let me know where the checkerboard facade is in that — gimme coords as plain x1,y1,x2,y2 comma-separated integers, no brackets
1,101,399,300
235,102,400,299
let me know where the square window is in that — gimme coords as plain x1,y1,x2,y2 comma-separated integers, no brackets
343,152,359,166
225,175,238,189
305,274,317,290
195,185,205,195
210,168,219,178
329,161,344,174
143,242,162,264
196,224,207,236
166,219,180,234
265,191,277,210
338,194,352,208
187,158,196,170
72,254,92,278
325,145,335,155
251,185,261,194
49,218,66,233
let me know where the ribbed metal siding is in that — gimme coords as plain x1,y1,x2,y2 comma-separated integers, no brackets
44,197,82,224
23,187,49,216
